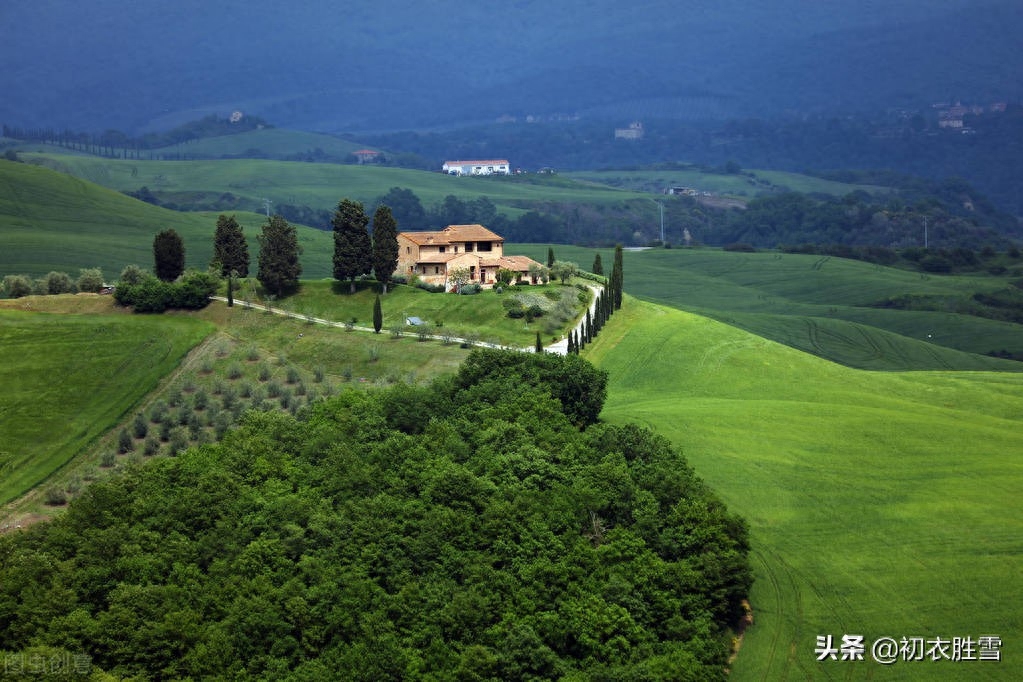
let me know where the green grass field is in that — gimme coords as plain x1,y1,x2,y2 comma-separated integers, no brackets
586,298,1023,680
513,244,1023,370
252,278,589,348
565,168,892,198
149,128,369,159
23,152,647,219
0,307,213,506
0,159,336,278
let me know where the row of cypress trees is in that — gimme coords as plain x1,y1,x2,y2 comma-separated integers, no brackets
566,245,623,355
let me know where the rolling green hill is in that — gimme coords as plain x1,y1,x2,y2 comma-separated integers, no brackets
22,153,646,220
0,159,335,279
565,167,893,199
513,244,1023,371
586,298,1023,680
149,128,370,160
0,309,212,506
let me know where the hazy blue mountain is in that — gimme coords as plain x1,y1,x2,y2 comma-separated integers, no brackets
1,0,1019,133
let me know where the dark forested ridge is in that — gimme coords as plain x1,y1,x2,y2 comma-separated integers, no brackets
0,350,751,680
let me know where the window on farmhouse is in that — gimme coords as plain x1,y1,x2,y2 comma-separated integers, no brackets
439,246,446,253
477,241,492,252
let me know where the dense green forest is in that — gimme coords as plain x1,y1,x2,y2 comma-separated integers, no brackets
0,350,751,680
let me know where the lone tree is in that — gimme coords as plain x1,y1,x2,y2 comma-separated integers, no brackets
592,253,603,276
332,198,372,294
370,205,399,293
257,215,302,297
535,331,543,353
212,214,249,277
373,294,383,333
153,229,185,282
547,247,556,268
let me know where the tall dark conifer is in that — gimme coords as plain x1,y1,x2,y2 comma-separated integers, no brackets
332,198,372,294
611,244,624,310
153,229,185,282
257,215,302,296
213,214,249,277
370,205,399,294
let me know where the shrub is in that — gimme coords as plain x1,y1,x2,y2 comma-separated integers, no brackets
168,428,189,455
132,413,148,439
286,367,301,384
2,274,33,298
144,435,160,456
77,268,105,293
227,363,243,380
149,400,168,424
100,451,117,468
313,366,325,383
44,487,68,506
723,242,757,252
41,271,76,295
119,264,147,286
117,428,134,454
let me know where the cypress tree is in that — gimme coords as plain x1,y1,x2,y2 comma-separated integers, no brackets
611,244,624,310
535,331,543,353
332,198,372,294
257,215,302,296
153,229,185,282
373,294,383,334
592,253,603,275
567,332,575,355
547,247,556,268
213,214,249,277
370,205,399,294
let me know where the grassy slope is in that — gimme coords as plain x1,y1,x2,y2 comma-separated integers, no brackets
0,159,335,278
24,153,646,217
513,244,1023,370
565,168,892,198
150,128,369,158
264,279,587,348
586,298,1023,680
0,305,212,505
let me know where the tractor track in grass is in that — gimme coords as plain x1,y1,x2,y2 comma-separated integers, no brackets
746,546,804,681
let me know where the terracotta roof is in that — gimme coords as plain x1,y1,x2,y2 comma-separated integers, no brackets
415,253,462,264
399,224,503,245
480,255,543,271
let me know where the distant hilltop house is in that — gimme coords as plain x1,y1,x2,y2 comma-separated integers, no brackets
396,224,544,291
614,121,644,140
442,159,511,176
352,149,381,163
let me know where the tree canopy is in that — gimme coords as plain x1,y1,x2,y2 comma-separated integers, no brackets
370,205,399,293
332,198,372,294
153,229,184,282
257,215,302,296
0,350,751,680
212,214,249,277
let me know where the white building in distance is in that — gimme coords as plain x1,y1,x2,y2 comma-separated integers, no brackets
442,159,511,176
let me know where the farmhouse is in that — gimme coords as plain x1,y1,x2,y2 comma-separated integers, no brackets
442,159,511,176
396,224,544,290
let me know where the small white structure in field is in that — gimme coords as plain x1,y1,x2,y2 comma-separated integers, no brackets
442,159,511,176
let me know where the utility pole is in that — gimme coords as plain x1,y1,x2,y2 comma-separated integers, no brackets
659,201,665,244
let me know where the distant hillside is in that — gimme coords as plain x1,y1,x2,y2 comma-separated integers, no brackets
1,1,1018,133
0,160,334,279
